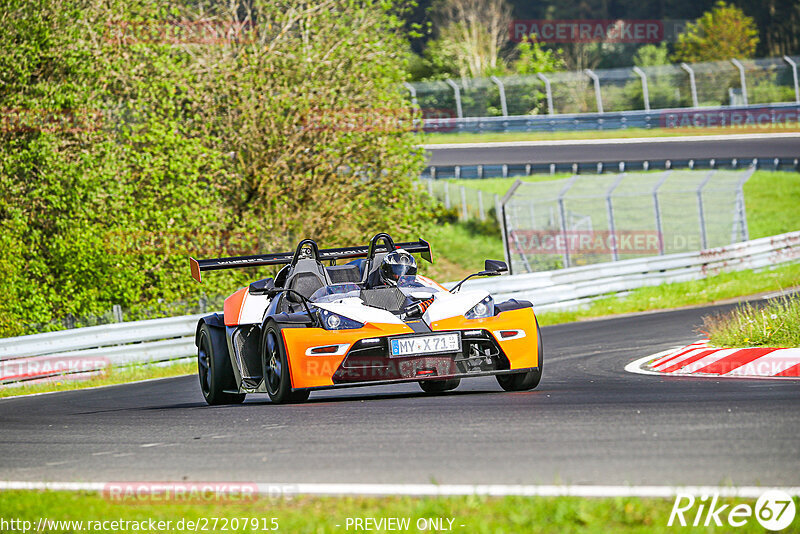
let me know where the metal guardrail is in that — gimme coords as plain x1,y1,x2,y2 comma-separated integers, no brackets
0,314,206,384
457,231,800,311
2,231,798,385
421,102,800,134
423,156,800,182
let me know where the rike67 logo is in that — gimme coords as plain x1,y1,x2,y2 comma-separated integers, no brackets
668,490,796,531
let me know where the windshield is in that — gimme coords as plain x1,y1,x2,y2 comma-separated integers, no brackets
396,275,441,297
308,283,362,304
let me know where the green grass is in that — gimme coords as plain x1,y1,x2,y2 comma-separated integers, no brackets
443,170,800,241
422,222,505,282
0,360,194,399
537,262,800,326
0,490,785,533
422,126,800,144
702,296,800,348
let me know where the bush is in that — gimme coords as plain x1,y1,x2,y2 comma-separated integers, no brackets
0,0,429,335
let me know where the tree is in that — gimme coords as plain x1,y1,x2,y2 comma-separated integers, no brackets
425,0,512,80
672,1,759,63
512,36,563,75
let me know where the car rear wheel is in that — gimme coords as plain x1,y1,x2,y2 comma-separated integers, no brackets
496,320,543,392
197,323,246,405
418,378,460,393
262,321,310,404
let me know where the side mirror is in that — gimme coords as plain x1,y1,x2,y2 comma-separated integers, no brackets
484,259,508,274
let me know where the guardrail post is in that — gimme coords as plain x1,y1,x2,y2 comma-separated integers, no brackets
730,59,748,106
697,170,715,250
490,75,508,117
112,304,123,323
445,79,463,118
680,62,699,108
605,174,626,261
460,186,468,221
537,73,554,115
585,69,604,114
557,176,578,268
652,170,671,255
784,56,800,103
632,66,650,111
402,82,418,107
478,190,485,221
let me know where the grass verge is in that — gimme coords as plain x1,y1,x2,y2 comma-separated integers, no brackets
0,490,782,533
537,263,800,327
0,360,194,399
701,296,800,348
422,126,800,144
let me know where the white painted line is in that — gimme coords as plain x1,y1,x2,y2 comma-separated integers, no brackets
625,350,676,377
650,348,708,370
1,481,799,499
421,132,800,150
0,370,194,401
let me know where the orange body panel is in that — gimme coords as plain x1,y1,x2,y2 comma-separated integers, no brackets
282,307,539,389
223,287,247,326
283,322,414,388
430,307,540,370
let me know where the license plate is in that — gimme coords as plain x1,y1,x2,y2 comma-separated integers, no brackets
389,333,461,357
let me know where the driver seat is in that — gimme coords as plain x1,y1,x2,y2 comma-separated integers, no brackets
285,258,328,302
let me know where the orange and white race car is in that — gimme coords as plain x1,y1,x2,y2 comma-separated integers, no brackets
190,233,542,404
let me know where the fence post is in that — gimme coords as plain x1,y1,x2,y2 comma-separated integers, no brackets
730,58,748,106
402,82,418,107
478,190,485,221
557,176,578,268
112,304,123,323
696,170,715,250
652,170,671,255
680,63,699,108
737,166,756,242
445,78,463,118
605,174,626,261
460,186,468,221
537,73,554,115
784,56,800,104
490,75,508,117
632,66,650,111
499,181,525,274
444,181,450,209
585,69,604,114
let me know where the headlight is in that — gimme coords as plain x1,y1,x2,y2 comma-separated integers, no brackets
318,309,364,330
465,295,494,319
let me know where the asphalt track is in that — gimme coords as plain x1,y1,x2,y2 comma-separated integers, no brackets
2,300,799,486
424,133,800,165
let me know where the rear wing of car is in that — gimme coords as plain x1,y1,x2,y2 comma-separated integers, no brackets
189,238,432,282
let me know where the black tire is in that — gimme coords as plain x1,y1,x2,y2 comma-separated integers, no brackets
197,322,246,405
418,378,460,393
496,320,543,392
262,320,310,404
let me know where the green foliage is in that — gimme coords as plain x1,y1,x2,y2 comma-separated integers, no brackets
0,0,430,335
703,296,800,348
512,36,563,75
672,1,759,63
633,43,670,68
